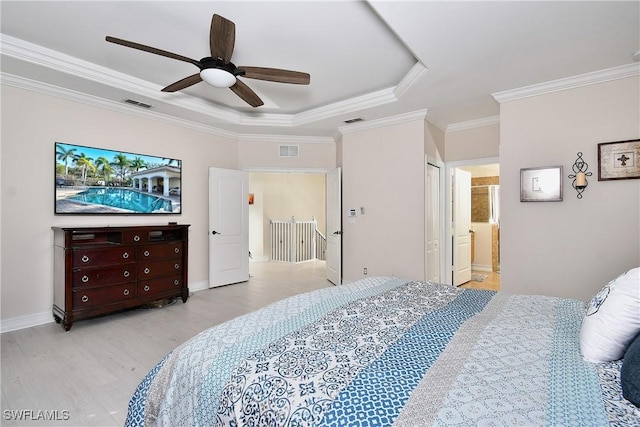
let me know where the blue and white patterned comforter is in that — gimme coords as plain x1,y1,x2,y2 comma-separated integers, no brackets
126,277,640,426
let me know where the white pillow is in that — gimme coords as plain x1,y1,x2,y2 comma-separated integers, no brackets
580,267,640,363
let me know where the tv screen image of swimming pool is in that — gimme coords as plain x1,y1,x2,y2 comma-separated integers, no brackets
68,188,173,213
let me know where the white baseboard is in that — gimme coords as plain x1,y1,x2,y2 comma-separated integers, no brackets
471,264,493,272
2,280,212,333
189,279,209,293
1,311,53,333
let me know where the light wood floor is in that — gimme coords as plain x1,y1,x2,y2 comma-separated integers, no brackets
1,262,499,426
1,261,332,427
460,270,501,291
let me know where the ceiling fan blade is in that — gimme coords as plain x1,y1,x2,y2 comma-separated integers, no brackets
239,66,310,85
230,79,264,107
210,14,235,63
161,73,203,92
106,36,201,67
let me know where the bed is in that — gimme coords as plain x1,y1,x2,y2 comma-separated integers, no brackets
125,275,640,426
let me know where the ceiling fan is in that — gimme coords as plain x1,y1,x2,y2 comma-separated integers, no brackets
106,14,310,107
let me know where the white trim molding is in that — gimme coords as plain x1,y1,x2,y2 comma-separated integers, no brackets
447,116,500,133
338,109,428,135
1,34,427,138
1,311,53,333
493,63,640,103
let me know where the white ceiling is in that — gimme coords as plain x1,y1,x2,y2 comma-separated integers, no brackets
1,1,638,140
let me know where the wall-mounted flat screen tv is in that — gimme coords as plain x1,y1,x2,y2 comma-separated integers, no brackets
55,142,182,215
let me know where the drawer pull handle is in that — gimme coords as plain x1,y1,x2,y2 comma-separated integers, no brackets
81,295,89,303
144,285,150,292
124,271,130,278
134,235,140,242
174,279,180,286
174,248,180,254
122,252,130,259
143,250,150,257
81,255,89,263
144,268,150,274
174,263,180,270
82,275,89,283
123,289,130,296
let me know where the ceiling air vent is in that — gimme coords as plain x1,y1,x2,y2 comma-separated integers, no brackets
344,117,364,124
279,145,299,157
123,99,153,109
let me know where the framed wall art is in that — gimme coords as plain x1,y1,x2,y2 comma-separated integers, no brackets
520,166,563,202
597,139,640,181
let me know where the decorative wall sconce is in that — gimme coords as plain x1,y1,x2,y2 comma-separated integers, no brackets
568,152,592,199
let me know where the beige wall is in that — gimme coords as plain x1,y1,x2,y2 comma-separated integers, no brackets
341,120,426,281
471,222,493,271
499,76,639,301
1,85,239,324
0,84,337,329
445,123,500,161
425,120,445,162
238,139,335,170
248,173,326,260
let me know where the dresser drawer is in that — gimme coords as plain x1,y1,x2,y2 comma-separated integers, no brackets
137,241,183,261
122,230,148,244
139,275,183,297
72,265,135,289
73,284,135,308
73,246,134,267
138,259,182,279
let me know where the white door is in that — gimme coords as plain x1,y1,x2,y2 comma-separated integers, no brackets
326,168,342,285
209,167,249,287
426,163,441,282
453,168,472,286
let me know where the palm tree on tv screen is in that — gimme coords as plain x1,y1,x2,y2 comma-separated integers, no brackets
56,145,77,177
111,153,132,186
95,156,115,185
130,156,147,172
75,153,95,185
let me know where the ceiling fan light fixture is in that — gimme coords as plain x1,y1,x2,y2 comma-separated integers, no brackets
200,68,236,88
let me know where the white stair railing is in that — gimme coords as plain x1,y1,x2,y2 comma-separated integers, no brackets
270,217,326,262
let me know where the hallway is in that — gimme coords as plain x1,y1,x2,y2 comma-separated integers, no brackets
460,270,500,291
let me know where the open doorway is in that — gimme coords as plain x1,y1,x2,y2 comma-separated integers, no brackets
446,158,500,291
247,171,329,285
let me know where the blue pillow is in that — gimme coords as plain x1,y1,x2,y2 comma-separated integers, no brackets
621,332,640,407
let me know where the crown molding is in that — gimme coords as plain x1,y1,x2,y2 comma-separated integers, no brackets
338,108,428,135
394,62,429,99
2,72,337,145
492,63,640,103
1,72,241,139
1,33,426,133
238,133,334,144
1,34,246,122
446,115,500,133
295,62,426,126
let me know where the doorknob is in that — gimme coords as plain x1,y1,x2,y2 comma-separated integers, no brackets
211,230,221,235
333,230,343,235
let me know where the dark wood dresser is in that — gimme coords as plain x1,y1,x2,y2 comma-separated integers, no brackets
52,224,189,330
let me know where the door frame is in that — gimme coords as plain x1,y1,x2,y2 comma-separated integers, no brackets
444,156,499,286
244,166,338,278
